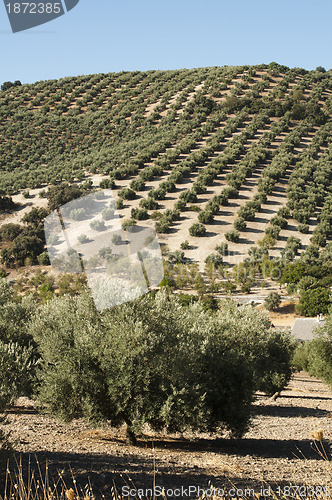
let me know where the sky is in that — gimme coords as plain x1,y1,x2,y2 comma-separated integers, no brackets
1,0,332,85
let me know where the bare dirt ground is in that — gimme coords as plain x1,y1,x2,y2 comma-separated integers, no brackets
1,373,331,498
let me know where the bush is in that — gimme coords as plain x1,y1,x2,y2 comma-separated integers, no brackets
225,230,240,243
47,184,82,211
0,280,38,409
264,292,281,311
90,220,106,232
0,341,36,410
253,328,295,395
99,178,115,189
101,207,115,220
299,287,331,317
234,217,247,231
307,314,332,388
119,188,136,200
112,234,122,245
298,223,309,234
22,208,48,227
130,178,145,191
139,198,159,210
116,198,124,210
77,234,90,245
37,252,50,266
30,292,295,440
69,208,86,221
198,211,214,224
0,224,22,242
292,342,310,372
122,219,137,231
131,207,148,220
189,223,206,237
215,243,229,256
205,253,223,268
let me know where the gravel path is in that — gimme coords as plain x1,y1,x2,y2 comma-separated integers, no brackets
1,372,331,498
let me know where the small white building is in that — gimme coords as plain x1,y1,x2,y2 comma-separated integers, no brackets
291,316,325,342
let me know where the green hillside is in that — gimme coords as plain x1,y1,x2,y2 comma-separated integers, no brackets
1,63,332,311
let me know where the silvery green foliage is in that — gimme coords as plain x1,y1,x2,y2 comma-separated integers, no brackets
0,341,35,410
30,291,295,439
0,279,38,411
307,313,332,388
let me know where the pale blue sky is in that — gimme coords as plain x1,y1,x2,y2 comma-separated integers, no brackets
1,0,332,84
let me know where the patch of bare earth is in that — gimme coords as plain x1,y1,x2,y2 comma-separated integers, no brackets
0,373,331,498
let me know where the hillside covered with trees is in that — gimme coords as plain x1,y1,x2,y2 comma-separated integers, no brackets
1,63,332,313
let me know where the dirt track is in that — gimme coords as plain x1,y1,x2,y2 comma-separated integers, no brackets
0,372,331,498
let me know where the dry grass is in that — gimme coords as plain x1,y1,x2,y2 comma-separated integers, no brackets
1,445,331,500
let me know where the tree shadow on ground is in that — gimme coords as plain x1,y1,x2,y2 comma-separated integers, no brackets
1,439,329,500
253,405,330,418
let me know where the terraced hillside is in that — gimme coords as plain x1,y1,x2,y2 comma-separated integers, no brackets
1,63,332,274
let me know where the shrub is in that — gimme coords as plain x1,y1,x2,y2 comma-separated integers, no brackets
78,234,89,245
298,223,309,234
307,315,332,388
292,342,310,372
30,291,294,440
234,217,247,231
286,236,301,254
0,280,38,409
189,223,206,237
112,234,122,245
253,328,295,395
168,251,186,264
264,292,281,311
180,240,190,250
130,178,145,191
0,195,16,212
122,219,137,231
116,198,124,210
299,288,331,317
198,210,214,224
99,178,115,189
139,198,159,210
225,230,240,243
270,216,288,229
131,208,148,220
47,184,82,211
0,224,22,242
69,208,86,221
159,276,176,290
215,243,229,256
8,234,45,266
90,220,106,232
37,252,50,266
101,207,115,220
22,208,48,227
265,225,281,239
205,253,223,268
222,281,236,293
119,188,136,200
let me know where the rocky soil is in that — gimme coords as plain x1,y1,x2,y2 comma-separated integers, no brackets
0,372,331,499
